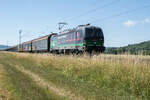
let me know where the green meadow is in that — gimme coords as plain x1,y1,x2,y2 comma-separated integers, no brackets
0,52,150,100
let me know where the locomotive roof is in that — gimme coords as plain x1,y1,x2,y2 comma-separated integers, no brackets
58,25,101,35
81,25,101,29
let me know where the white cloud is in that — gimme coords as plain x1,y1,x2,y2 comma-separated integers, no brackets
124,20,136,27
123,18,150,27
144,18,150,23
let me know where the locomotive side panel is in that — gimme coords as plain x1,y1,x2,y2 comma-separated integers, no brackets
50,29,84,51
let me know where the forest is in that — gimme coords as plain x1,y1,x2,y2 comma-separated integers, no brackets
105,40,150,55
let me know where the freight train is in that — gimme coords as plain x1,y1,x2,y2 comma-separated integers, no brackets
6,24,105,54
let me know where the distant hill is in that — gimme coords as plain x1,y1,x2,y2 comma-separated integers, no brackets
0,45,9,50
105,41,150,55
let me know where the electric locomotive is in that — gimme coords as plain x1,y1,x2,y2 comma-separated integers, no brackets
50,24,105,53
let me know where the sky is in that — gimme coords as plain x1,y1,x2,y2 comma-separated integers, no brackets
0,0,150,47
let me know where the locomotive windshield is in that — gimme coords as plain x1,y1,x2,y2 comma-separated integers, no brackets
85,28,103,39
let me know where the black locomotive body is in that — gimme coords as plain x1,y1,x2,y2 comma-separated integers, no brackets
50,25,105,53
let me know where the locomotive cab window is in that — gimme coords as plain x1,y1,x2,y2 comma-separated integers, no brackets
85,28,103,39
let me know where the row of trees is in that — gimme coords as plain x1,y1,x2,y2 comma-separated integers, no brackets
105,41,150,55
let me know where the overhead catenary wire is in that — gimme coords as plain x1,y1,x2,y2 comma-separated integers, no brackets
90,4,150,23
47,0,120,33
63,0,121,22
34,1,150,37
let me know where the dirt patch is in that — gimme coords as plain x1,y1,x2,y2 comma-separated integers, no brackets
15,65,85,100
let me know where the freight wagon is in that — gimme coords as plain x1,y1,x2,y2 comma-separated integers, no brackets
6,45,18,52
31,33,56,52
22,41,32,52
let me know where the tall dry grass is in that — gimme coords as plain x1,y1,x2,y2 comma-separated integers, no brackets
2,52,150,100
0,52,67,100
0,64,12,100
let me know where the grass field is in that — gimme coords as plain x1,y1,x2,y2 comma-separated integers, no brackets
0,52,150,100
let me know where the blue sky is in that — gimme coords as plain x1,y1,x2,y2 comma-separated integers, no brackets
0,0,150,47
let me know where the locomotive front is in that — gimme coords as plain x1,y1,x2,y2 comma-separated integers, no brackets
83,26,105,53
